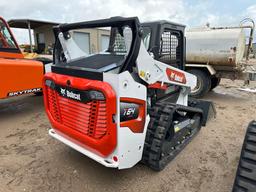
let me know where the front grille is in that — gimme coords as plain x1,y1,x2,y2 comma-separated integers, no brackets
46,87,107,139
47,88,61,123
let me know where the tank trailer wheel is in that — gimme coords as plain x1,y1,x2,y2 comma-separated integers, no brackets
187,69,211,98
210,76,221,90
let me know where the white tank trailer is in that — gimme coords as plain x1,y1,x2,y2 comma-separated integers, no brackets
185,18,256,97
186,28,246,67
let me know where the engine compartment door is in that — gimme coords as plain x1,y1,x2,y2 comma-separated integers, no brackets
0,58,43,98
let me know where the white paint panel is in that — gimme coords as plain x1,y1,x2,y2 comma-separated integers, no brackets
136,40,197,88
44,63,52,73
103,72,150,169
73,31,90,54
49,129,118,168
58,32,87,61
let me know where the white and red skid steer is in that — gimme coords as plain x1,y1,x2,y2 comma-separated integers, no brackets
43,17,215,171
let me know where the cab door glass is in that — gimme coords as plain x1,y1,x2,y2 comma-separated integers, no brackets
0,19,17,49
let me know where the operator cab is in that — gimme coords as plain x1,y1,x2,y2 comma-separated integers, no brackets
53,18,186,80
140,21,186,102
141,21,185,70
0,17,23,59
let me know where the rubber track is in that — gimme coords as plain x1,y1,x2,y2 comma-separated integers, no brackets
142,101,202,171
142,102,175,170
233,121,256,192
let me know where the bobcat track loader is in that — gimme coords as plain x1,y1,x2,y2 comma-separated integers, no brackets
0,17,51,99
43,17,215,170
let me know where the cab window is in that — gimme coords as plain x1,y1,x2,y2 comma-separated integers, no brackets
159,29,183,69
142,27,151,50
0,19,17,49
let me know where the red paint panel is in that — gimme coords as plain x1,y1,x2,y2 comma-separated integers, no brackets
43,73,117,157
148,82,168,90
0,52,24,59
166,68,186,84
120,97,146,133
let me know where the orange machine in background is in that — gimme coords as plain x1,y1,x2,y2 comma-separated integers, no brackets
0,17,48,99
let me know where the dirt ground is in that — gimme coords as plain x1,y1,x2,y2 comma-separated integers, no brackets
0,79,256,192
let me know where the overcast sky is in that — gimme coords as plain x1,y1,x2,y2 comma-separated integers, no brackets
1,0,256,44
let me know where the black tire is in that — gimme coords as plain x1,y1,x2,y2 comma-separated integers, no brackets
187,69,211,98
210,76,221,90
232,121,256,192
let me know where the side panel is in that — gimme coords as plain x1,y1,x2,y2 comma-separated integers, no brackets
0,51,24,59
0,58,44,98
104,71,150,169
136,41,197,88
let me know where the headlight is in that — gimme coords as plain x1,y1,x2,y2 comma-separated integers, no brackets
89,90,105,100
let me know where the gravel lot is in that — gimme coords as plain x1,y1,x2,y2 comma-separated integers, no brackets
0,79,256,192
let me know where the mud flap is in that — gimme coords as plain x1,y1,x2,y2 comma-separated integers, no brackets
188,98,216,126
